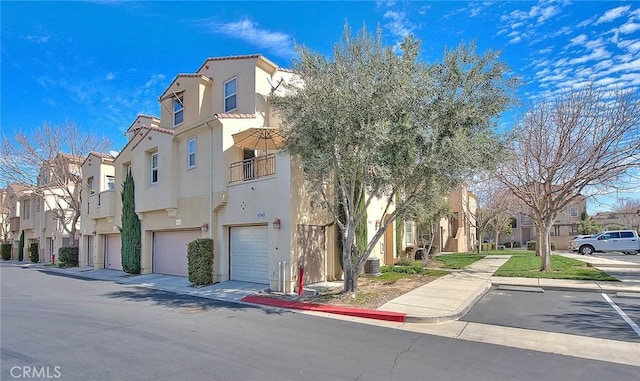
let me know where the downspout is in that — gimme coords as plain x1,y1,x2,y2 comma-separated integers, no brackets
206,120,216,280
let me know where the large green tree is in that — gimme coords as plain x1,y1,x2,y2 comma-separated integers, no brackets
120,171,141,274
272,25,517,292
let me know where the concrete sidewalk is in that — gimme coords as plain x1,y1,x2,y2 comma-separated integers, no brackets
377,255,510,323
20,263,267,303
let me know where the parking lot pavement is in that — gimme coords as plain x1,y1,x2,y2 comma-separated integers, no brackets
462,288,640,343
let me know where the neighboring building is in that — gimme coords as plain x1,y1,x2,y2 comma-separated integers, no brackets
5,183,29,258
79,151,117,268
592,211,640,232
434,186,478,253
0,188,10,243
497,195,588,250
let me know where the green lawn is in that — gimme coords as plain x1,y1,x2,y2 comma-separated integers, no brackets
494,253,618,281
434,253,487,269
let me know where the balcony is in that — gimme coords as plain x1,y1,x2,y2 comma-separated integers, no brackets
229,154,276,184
89,190,116,219
9,216,20,232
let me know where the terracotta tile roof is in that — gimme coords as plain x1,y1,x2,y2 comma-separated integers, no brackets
90,151,114,159
130,125,174,135
214,113,256,119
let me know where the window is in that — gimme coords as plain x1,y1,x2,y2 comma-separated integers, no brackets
405,221,414,245
620,231,635,238
187,138,196,168
173,96,184,126
22,199,30,220
569,206,579,218
151,153,159,184
87,177,94,194
106,175,115,190
224,77,237,112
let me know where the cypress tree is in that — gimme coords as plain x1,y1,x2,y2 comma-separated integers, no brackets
18,230,24,261
120,171,141,274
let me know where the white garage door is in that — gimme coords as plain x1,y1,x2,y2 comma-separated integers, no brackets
87,235,94,267
105,235,122,270
153,230,201,277
230,225,269,284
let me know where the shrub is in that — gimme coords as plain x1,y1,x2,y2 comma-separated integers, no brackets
481,243,495,251
1,244,11,260
381,262,426,275
526,241,557,251
394,257,414,266
187,238,214,286
29,243,39,263
58,247,79,267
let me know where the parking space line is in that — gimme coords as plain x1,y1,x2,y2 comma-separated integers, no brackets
601,293,640,337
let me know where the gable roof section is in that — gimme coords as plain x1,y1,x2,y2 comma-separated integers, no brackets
158,74,212,102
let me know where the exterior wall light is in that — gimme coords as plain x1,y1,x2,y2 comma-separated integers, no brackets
201,222,209,232
272,218,281,230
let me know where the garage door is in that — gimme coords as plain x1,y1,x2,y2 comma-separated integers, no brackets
105,235,122,270
153,230,201,277
87,235,94,267
230,226,269,284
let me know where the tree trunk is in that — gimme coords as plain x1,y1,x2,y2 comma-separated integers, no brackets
494,230,500,250
538,223,552,271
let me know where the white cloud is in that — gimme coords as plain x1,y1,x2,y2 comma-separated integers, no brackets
595,5,631,25
203,18,295,57
383,10,416,38
23,35,50,43
509,35,522,44
105,73,115,81
569,34,587,46
144,74,165,89
619,22,640,34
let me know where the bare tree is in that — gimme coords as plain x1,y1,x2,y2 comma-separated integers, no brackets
496,84,640,271
0,189,10,243
613,197,640,230
471,176,515,252
0,123,111,246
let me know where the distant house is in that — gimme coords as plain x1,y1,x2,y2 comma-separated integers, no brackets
592,211,640,231
496,195,587,250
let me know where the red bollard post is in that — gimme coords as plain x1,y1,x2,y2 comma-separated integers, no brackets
298,266,304,296
52,253,56,265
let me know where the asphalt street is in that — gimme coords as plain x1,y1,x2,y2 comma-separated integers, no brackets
1,263,639,381
463,288,640,342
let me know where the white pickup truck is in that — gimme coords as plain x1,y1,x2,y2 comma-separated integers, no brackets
571,230,640,255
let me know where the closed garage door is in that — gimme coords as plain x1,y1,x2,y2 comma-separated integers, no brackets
153,230,201,277
105,235,122,270
87,235,94,267
230,226,269,284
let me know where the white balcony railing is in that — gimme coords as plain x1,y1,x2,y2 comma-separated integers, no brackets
88,190,116,219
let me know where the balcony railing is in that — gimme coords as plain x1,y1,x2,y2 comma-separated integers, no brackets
229,154,276,184
88,190,116,219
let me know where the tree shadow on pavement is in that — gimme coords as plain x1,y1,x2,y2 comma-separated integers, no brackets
102,286,288,316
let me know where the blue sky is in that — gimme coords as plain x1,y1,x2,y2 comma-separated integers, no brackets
1,0,639,211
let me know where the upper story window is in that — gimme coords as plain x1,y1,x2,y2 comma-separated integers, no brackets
187,138,196,169
22,199,30,220
151,153,159,184
173,96,184,126
224,77,237,112
569,206,579,218
87,177,95,194
106,175,115,190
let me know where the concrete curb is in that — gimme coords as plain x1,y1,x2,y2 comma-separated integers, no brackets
241,295,407,322
404,280,492,324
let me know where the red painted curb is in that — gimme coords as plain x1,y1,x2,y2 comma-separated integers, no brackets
241,295,406,323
